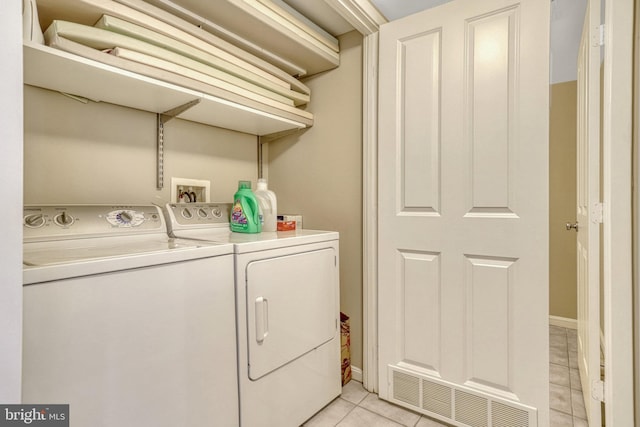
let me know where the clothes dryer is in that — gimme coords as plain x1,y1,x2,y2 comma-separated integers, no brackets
22,204,238,427
165,202,341,427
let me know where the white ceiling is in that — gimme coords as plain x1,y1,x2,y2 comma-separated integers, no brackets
282,0,452,35
281,0,354,36
286,0,586,84
369,0,451,20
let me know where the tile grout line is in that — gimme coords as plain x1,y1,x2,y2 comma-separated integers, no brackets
334,396,358,426
357,405,406,427
345,391,423,427
565,328,576,423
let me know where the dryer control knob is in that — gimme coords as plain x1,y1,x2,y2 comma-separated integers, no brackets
198,208,209,218
181,208,193,219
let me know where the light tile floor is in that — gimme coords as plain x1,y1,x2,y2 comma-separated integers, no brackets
303,380,448,427
549,325,590,427
305,326,590,427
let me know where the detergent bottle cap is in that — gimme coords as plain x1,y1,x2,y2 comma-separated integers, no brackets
238,180,251,190
257,178,268,191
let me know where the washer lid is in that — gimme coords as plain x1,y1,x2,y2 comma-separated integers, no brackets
23,234,233,285
24,235,226,266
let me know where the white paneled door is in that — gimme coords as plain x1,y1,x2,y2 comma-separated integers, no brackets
576,0,602,424
378,1,550,426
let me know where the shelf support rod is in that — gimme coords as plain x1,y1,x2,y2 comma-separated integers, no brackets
156,99,201,189
257,136,263,179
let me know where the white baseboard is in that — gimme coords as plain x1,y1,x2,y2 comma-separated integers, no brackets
549,315,578,329
351,366,363,382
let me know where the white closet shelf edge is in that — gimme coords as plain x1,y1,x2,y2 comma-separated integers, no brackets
23,41,311,136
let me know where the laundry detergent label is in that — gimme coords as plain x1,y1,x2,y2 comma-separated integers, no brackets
230,191,260,233
231,200,248,229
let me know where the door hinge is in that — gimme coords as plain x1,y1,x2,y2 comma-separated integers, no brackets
593,24,605,47
591,202,604,224
592,379,605,402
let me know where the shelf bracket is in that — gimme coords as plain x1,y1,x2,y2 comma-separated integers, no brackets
257,127,308,178
258,127,307,145
156,99,201,189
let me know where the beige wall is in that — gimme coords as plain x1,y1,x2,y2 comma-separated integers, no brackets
24,32,365,369
267,31,364,369
549,81,578,319
24,85,257,205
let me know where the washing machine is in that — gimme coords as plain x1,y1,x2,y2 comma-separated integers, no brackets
22,204,239,427
164,202,341,427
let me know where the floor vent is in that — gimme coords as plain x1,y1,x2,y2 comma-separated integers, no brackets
422,378,451,418
491,401,529,427
392,370,420,406
388,366,536,427
455,390,489,427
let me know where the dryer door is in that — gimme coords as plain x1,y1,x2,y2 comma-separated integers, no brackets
246,248,338,380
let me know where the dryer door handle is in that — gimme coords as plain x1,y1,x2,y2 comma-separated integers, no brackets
255,297,269,343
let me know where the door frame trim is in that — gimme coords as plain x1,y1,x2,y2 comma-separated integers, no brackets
323,0,384,393
323,0,387,35
362,31,379,392
603,0,634,424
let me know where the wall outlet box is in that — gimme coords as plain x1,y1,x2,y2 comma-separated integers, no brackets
171,178,210,203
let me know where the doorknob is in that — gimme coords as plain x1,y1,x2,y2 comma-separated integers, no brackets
566,222,579,232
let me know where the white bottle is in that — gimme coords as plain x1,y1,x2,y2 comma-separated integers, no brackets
254,178,277,232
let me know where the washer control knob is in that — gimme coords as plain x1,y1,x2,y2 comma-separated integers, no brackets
197,208,208,218
106,210,146,227
181,208,193,219
24,214,45,228
212,208,222,218
54,212,74,227
119,211,133,223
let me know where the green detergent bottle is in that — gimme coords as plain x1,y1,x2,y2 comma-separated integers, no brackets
230,180,261,233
